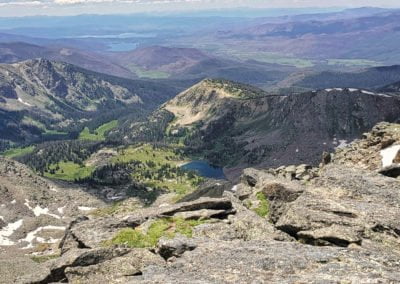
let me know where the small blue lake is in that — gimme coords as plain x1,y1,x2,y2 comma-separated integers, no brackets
181,160,226,180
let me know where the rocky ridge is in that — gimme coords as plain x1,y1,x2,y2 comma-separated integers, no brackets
0,157,106,251
132,79,400,177
10,122,400,283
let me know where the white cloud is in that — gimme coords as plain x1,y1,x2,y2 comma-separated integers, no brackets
53,0,203,5
54,0,117,4
0,1,42,6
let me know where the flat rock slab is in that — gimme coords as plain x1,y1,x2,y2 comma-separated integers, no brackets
60,197,233,250
132,239,400,283
275,164,400,248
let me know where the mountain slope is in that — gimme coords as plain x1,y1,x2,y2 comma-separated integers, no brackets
288,65,400,90
0,59,180,145
125,79,400,178
379,80,400,93
0,42,135,79
114,46,210,75
0,156,108,281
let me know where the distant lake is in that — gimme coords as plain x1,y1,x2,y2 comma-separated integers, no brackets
181,160,226,180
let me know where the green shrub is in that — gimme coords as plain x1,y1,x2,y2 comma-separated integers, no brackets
30,254,60,263
254,192,269,217
104,217,205,248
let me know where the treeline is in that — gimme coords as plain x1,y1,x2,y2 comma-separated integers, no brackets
115,109,175,143
18,140,102,175
77,162,139,185
76,159,201,188
0,140,12,152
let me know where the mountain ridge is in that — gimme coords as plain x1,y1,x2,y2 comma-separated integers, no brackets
0,42,135,79
114,46,210,74
120,79,400,180
0,58,181,146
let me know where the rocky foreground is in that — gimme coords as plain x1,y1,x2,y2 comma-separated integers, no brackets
2,122,400,283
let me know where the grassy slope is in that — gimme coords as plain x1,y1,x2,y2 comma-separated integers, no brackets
2,146,35,158
22,116,67,136
127,64,170,79
79,120,118,141
112,144,203,195
41,143,202,195
217,49,314,68
112,144,184,165
44,161,94,181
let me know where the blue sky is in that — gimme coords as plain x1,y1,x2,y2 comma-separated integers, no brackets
0,0,399,17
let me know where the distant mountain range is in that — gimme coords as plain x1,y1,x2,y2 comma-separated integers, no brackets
286,65,400,91
0,42,135,79
0,42,292,88
219,10,400,64
2,57,400,152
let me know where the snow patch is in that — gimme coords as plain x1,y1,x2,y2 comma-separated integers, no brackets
336,140,348,149
106,192,124,201
49,187,58,192
348,88,358,92
380,145,400,168
107,196,123,201
231,185,238,192
11,200,16,204
0,219,23,246
361,90,391,98
361,90,375,95
325,88,343,92
78,206,96,211
19,225,65,249
57,206,66,215
17,97,33,107
0,216,4,221
24,200,61,219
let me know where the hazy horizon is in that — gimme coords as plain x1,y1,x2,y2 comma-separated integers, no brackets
0,0,400,17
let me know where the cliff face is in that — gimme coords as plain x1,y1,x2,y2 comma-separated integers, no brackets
7,122,399,283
